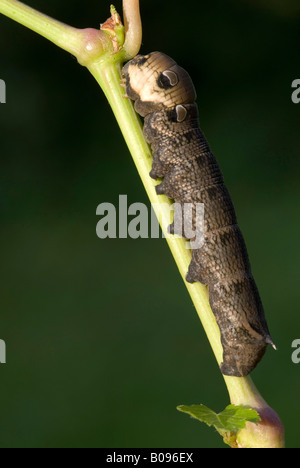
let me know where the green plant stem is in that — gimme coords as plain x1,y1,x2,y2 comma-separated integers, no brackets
0,0,84,54
122,0,142,60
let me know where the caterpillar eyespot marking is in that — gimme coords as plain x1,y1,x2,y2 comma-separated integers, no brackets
175,105,188,123
122,51,275,377
158,70,179,89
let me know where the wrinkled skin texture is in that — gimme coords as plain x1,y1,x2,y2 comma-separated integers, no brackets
123,52,273,377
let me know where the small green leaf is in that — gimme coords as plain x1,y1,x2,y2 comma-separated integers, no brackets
177,404,261,433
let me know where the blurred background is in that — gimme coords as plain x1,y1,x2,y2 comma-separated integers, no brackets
0,0,299,448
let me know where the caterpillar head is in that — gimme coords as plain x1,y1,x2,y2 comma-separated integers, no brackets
122,52,196,117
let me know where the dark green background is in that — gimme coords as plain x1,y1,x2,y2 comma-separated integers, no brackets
0,0,299,448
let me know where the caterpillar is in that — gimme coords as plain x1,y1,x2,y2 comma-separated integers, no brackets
122,52,274,377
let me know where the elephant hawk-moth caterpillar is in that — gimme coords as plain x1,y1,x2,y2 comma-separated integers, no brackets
122,51,274,377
